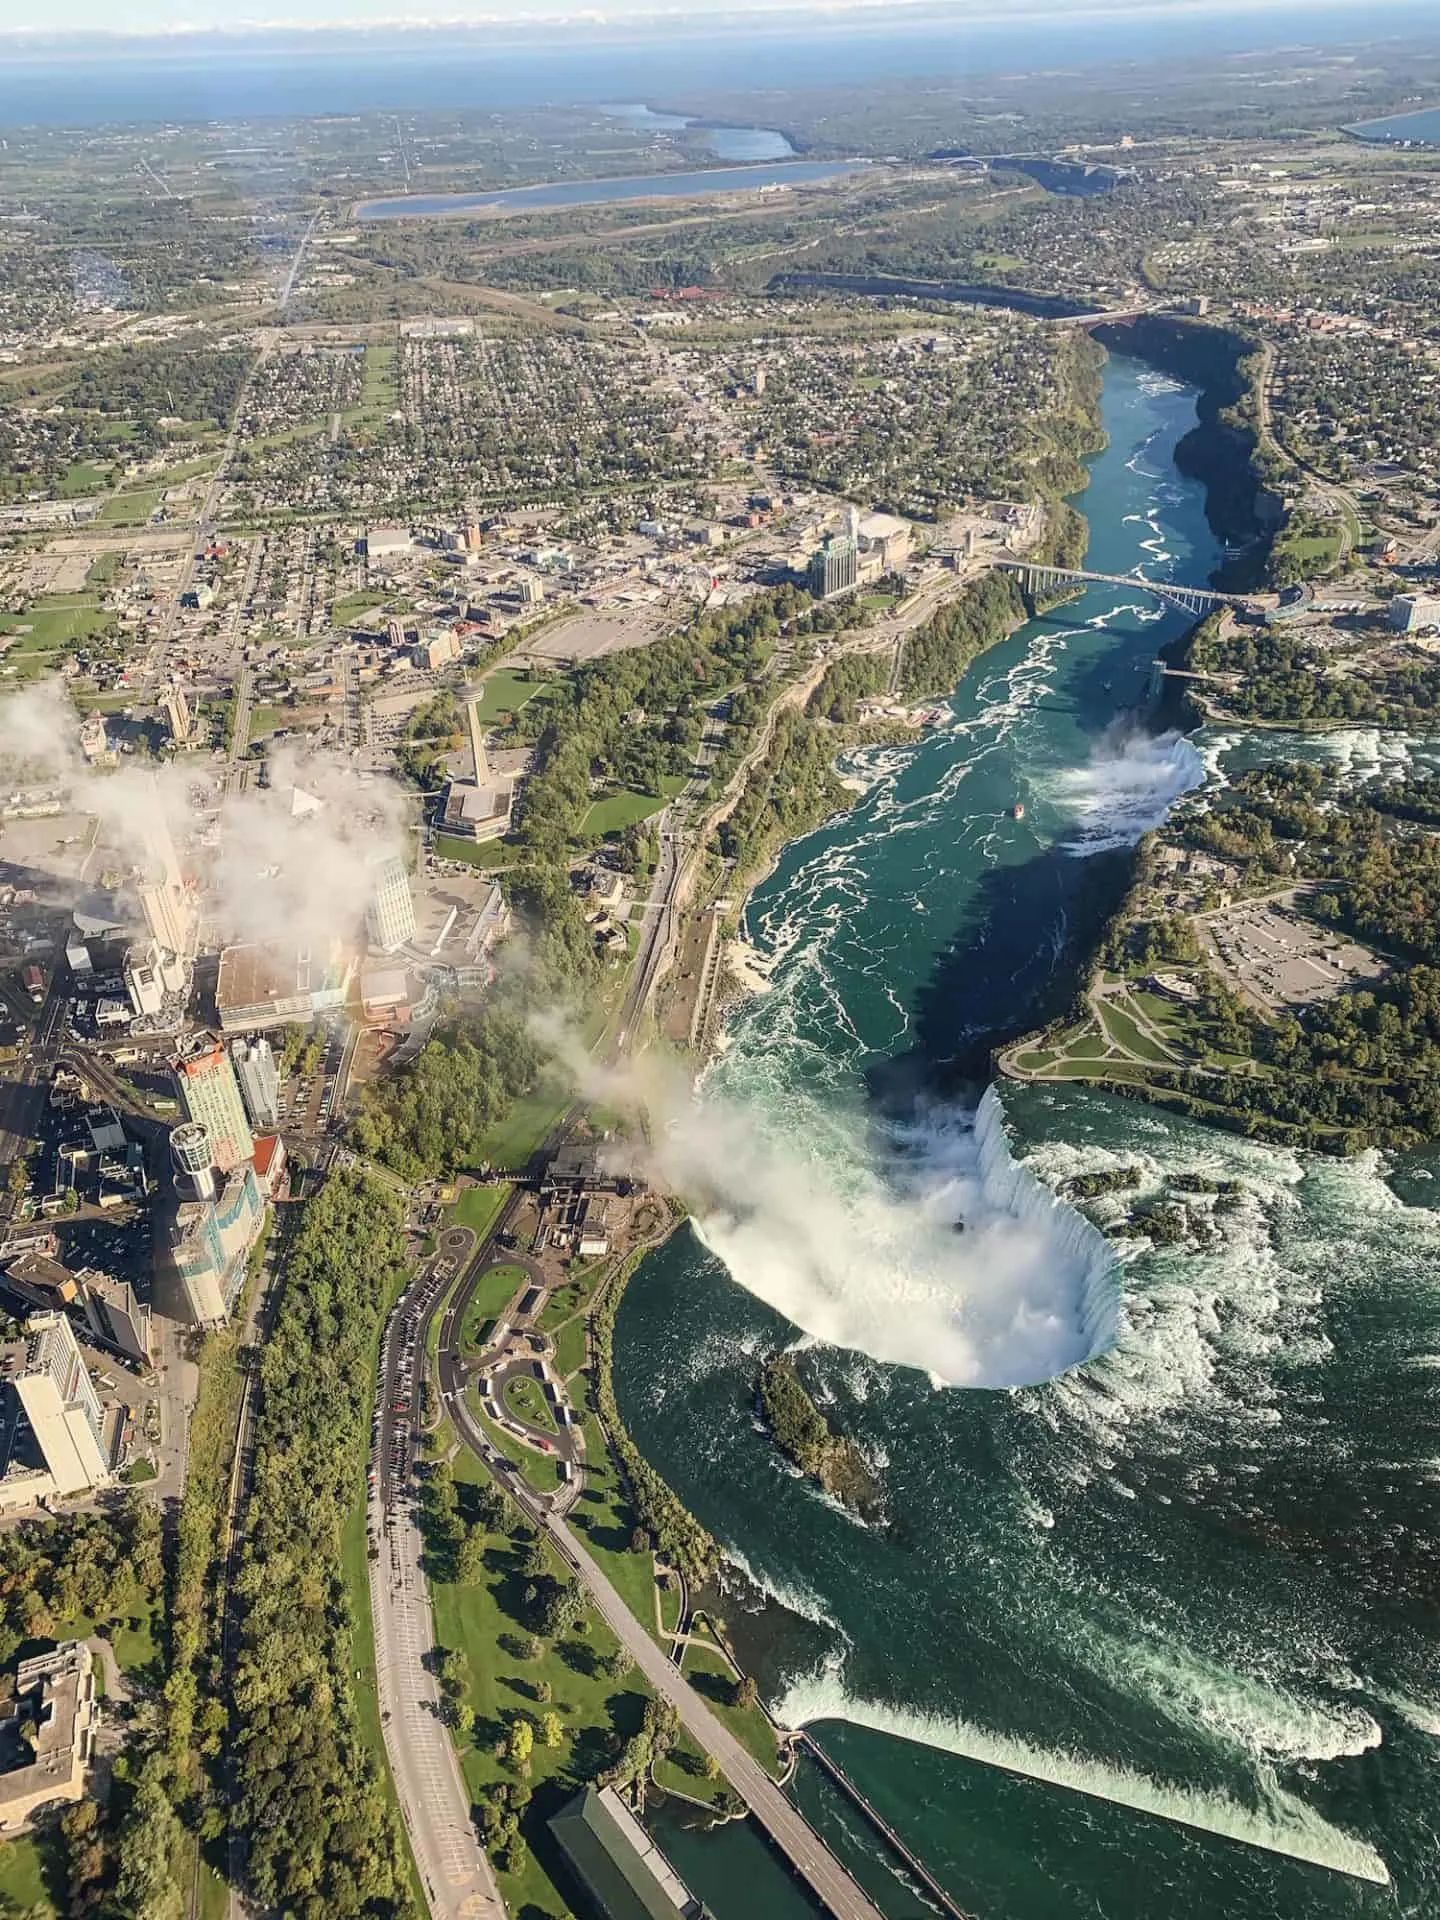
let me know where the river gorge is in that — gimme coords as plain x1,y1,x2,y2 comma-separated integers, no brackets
611,355,1440,1920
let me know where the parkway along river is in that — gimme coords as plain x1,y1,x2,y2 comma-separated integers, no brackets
611,354,1440,1920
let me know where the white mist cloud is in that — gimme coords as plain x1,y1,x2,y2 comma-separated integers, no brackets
542,1023,1117,1389
0,684,410,955
1052,725,1205,854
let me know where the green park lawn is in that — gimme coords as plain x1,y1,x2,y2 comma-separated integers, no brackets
346,341,398,430
0,1832,60,1915
448,1182,511,1243
653,1729,730,1808
433,833,516,869
1096,996,1173,1064
460,1264,530,1352
565,1402,659,1637
0,596,114,679
473,1086,568,1168
54,460,110,497
581,774,685,840
473,667,548,725
503,1373,558,1435
535,1273,596,1334
98,487,162,525
551,1315,587,1381
51,1576,163,1687
680,1631,781,1778
431,1503,654,1920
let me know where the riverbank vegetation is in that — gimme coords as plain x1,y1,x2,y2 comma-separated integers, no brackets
758,1356,881,1517
592,1254,718,1582
1183,619,1440,729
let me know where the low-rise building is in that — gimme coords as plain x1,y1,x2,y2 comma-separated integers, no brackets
440,779,514,843
1390,593,1440,634
548,1786,698,1920
216,942,354,1032
0,1643,97,1835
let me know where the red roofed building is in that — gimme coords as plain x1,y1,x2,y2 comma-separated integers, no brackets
251,1136,288,1201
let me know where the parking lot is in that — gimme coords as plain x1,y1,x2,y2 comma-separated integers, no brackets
1198,893,1388,1014
509,604,672,667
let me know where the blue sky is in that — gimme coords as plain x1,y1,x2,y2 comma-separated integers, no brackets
6,0,1429,41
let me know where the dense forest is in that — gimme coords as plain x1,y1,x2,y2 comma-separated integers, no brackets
715,707,850,879
353,1006,545,1180
1185,623,1440,728
806,652,890,722
230,1170,415,1919
898,567,1027,701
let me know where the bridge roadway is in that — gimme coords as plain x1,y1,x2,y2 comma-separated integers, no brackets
998,558,1249,616
435,1323,887,1920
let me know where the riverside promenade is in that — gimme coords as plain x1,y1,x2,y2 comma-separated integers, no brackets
440,1368,888,1920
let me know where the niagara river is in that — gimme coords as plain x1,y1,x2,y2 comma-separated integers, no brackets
611,355,1440,1920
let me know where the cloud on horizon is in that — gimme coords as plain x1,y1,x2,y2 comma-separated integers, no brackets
9,0,1435,45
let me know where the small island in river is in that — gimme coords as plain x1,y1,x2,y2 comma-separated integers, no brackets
758,1354,882,1517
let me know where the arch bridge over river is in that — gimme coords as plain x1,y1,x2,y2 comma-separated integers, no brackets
998,558,1254,619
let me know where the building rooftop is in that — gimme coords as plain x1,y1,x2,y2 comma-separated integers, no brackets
547,1786,697,1920
216,942,349,1018
0,1642,96,1819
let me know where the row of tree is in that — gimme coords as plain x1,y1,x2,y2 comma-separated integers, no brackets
229,1170,415,1919
591,1258,718,1583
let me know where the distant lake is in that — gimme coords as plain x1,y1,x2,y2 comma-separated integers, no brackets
354,160,867,221
1345,104,1440,144
601,104,796,162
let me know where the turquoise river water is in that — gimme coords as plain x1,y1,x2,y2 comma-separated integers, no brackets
613,356,1440,1920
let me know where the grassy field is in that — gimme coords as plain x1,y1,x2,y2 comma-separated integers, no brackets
430,1498,654,1919
433,833,516,869
0,1833,60,1915
347,340,399,431
461,1263,530,1351
552,1315,587,1381
654,1730,730,1808
98,486,163,525
473,667,548,725
0,595,113,680
581,774,685,840
448,1182,511,1241
55,459,109,496
473,1087,569,1169
681,1632,781,1777
567,1403,658,1637
503,1373,558,1434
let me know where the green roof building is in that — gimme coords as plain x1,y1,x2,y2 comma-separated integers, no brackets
548,1786,705,1920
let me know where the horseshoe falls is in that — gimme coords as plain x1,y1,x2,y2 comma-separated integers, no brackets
613,357,1440,1920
